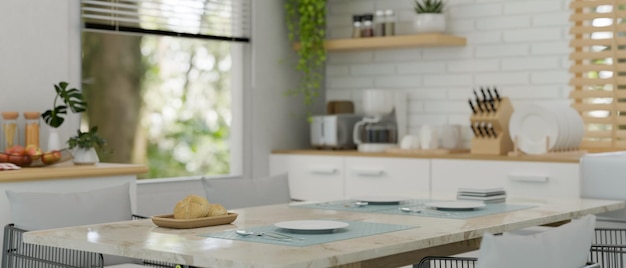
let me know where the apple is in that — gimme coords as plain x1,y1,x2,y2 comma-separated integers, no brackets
9,154,31,166
5,145,25,156
0,153,8,163
25,144,42,159
41,150,62,165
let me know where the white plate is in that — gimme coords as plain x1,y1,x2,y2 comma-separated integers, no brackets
509,104,559,155
274,220,349,233
425,201,486,211
353,196,408,204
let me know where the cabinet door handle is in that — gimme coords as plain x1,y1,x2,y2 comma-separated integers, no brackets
353,169,385,177
309,168,338,175
508,174,549,183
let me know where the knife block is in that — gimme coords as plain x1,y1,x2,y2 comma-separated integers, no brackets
470,97,514,155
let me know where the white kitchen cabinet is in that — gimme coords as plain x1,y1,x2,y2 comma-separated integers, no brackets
270,154,345,201
431,159,580,199
345,157,430,199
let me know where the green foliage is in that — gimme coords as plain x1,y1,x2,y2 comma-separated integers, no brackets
414,0,445,14
284,0,327,113
41,81,87,128
67,126,106,150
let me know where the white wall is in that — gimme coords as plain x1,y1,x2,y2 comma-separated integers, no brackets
0,0,307,216
325,0,571,144
0,0,81,149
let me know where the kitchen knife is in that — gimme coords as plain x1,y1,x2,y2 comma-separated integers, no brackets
468,99,477,114
482,123,491,138
475,123,484,137
473,89,482,104
470,124,478,137
494,87,501,102
489,124,497,137
487,88,495,103
480,87,488,102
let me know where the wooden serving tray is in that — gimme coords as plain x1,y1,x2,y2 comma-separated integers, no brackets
151,212,238,229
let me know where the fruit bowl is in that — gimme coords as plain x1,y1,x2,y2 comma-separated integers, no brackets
0,148,71,167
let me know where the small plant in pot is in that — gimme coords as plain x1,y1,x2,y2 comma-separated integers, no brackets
41,81,87,151
413,0,446,33
67,126,106,165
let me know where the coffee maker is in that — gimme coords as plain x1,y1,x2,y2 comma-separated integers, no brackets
353,90,407,152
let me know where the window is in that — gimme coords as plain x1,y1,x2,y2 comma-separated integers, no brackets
81,0,250,178
569,0,626,151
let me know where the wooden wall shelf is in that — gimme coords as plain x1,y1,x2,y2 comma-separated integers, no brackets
293,33,467,51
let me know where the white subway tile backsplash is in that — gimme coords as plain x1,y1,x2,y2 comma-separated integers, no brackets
449,4,502,19
374,49,422,62
326,65,350,77
328,77,375,89
503,1,561,15
397,62,446,74
327,51,374,64
423,74,474,87
324,0,572,124
501,57,560,71
532,12,570,27
503,28,563,43
475,72,529,85
374,75,422,88
530,71,570,84
475,44,529,58
476,16,530,30
447,59,500,73
531,41,569,55
351,63,395,75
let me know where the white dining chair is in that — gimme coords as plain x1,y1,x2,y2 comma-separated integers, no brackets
415,214,597,268
3,183,175,268
201,173,291,209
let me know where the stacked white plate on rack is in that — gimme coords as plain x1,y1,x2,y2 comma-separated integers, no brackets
509,103,584,155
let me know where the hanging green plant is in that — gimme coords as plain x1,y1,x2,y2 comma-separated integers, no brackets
284,0,327,116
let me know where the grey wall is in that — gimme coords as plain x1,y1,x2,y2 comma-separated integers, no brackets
0,0,308,216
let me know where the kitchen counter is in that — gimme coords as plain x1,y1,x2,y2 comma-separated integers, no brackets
272,149,582,163
0,162,148,183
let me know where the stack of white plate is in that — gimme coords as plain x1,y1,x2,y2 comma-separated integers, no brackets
509,104,584,155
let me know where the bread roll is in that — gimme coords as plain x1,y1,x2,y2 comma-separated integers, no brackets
173,194,211,219
207,203,228,217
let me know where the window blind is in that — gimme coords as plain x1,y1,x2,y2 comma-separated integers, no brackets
81,0,251,42
569,0,626,150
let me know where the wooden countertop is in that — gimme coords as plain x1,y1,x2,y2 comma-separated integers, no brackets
0,162,148,183
272,149,582,163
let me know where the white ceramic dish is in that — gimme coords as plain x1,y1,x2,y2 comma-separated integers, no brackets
509,104,559,155
274,220,349,233
425,201,486,211
353,196,408,204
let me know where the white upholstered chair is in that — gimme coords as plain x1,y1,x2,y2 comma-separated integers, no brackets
201,173,291,209
3,183,174,268
416,214,598,268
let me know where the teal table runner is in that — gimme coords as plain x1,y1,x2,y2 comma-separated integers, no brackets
200,220,417,247
293,200,536,219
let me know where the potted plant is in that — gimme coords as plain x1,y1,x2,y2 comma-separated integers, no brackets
284,0,327,119
413,0,446,33
41,81,87,151
67,126,106,165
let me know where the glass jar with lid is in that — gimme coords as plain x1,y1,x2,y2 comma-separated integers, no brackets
2,112,19,151
23,112,40,147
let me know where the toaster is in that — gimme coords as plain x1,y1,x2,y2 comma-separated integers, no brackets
310,114,363,149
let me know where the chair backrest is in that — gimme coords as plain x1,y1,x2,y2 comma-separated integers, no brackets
4,183,138,266
476,214,596,268
201,173,291,209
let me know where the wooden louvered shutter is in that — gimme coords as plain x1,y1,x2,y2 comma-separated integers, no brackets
569,0,626,150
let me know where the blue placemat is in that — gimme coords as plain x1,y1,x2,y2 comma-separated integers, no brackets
292,199,429,213
199,220,417,247
293,200,536,219
379,203,536,219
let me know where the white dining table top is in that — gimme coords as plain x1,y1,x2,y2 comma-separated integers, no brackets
23,197,625,268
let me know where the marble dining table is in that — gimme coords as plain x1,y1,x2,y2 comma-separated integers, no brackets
22,196,625,268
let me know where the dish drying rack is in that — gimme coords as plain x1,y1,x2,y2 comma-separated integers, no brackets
507,136,587,157
470,96,514,155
